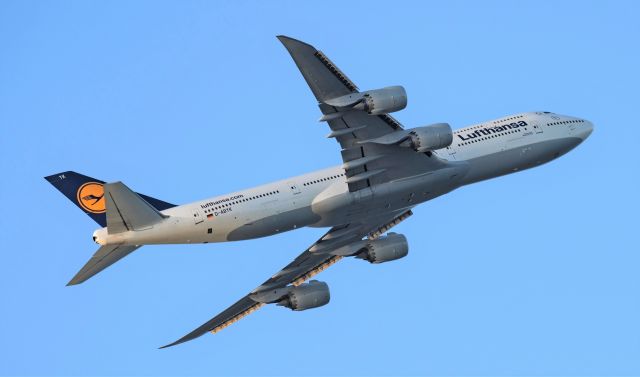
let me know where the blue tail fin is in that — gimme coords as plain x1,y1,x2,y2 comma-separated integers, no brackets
45,171,177,227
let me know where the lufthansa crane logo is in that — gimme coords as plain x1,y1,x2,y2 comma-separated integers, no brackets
77,182,106,213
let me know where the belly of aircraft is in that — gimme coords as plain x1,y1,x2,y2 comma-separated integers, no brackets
310,162,469,228
459,136,583,185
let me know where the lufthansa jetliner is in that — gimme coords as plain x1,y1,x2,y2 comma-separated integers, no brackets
46,36,593,348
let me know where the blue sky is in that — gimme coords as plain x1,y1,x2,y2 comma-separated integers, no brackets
1,1,639,375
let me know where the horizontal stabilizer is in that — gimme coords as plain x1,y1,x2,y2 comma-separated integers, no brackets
67,244,141,286
105,182,167,234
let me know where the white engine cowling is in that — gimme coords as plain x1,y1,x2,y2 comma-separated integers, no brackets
360,233,409,264
277,280,330,311
406,123,453,152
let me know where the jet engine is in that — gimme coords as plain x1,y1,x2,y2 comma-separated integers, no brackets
277,280,330,311
355,86,407,115
359,123,453,152
405,123,453,152
358,233,409,264
323,86,407,115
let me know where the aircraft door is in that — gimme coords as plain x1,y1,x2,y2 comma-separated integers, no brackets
193,208,204,224
531,120,544,134
288,181,301,195
447,146,457,160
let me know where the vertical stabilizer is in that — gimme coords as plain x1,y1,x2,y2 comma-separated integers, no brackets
45,171,176,227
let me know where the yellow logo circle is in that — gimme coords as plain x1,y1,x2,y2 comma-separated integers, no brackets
77,182,106,213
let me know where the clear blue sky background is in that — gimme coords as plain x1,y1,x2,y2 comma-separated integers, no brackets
1,1,639,375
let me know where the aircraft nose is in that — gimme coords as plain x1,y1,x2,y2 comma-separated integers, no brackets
577,120,594,140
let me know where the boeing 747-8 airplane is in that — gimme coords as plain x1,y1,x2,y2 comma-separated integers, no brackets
45,36,593,348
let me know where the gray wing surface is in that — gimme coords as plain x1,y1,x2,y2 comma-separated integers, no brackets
67,244,140,286
159,296,263,349
160,210,412,348
278,35,447,193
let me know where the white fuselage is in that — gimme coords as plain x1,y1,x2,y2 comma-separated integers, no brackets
93,112,593,247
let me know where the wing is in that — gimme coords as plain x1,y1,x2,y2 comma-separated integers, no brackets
160,209,412,348
67,244,141,286
277,36,448,193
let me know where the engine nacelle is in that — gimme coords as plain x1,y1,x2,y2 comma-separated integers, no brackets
405,123,453,152
323,86,407,115
360,233,409,264
355,86,407,115
356,122,452,153
277,280,330,311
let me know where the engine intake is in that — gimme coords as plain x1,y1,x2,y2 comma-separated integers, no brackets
277,280,330,311
323,86,407,115
359,233,409,264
